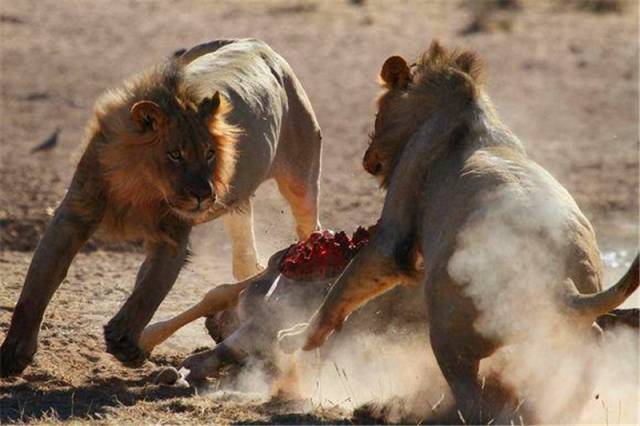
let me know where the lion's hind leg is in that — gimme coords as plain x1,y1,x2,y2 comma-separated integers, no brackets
274,93,322,240
274,124,322,241
1,191,103,377
430,337,483,423
428,304,518,424
276,174,320,240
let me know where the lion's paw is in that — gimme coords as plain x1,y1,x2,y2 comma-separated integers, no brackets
104,321,147,366
0,338,36,378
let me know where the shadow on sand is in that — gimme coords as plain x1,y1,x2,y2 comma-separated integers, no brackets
0,375,195,422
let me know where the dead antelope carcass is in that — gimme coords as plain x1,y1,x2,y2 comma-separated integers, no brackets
140,235,637,400
140,229,374,390
139,252,325,386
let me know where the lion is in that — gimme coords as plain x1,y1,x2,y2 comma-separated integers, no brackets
0,38,322,377
279,41,639,422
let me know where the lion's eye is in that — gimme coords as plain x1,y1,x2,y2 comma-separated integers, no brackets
168,150,182,162
206,149,215,162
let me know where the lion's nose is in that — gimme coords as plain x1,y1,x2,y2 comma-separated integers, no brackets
363,151,383,176
189,182,213,204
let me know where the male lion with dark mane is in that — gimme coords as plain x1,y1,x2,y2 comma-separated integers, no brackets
1,38,322,377
279,41,638,422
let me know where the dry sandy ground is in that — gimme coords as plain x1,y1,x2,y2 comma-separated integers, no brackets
0,0,638,424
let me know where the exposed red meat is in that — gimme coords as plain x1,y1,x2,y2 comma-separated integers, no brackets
279,225,376,280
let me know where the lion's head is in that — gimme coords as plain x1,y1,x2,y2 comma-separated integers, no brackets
363,40,483,187
93,62,238,223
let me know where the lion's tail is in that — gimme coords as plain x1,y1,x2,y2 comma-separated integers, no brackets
564,253,639,319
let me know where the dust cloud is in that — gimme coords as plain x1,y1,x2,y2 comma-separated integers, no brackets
188,180,636,424
448,180,638,424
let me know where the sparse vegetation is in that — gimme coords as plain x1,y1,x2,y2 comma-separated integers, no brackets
267,2,317,15
460,0,520,34
572,0,625,13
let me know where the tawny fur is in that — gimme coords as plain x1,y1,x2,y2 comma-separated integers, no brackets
283,40,638,423
0,39,322,378
89,61,238,244
365,41,506,186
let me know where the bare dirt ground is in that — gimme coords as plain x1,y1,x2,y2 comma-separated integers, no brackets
0,0,638,424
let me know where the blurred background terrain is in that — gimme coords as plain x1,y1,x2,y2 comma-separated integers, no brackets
0,0,637,423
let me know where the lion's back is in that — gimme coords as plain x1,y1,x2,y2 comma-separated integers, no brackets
180,38,288,108
181,39,292,199
444,146,602,293
418,144,602,295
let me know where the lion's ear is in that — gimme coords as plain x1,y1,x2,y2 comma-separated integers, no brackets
380,55,410,89
198,91,222,122
455,50,483,81
130,100,165,133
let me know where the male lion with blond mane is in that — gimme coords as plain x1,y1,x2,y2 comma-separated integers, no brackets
1,38,322,377
280,41,638,421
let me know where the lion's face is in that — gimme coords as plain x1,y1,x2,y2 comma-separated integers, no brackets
100,91,237,222
159,114,217,219
364,45,482,187
364,90,409,182
134,96,226,220
363,56,413,185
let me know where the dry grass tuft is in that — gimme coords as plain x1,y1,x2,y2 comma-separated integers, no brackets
572,0,625,13
460,0,521,34
267,2,318,15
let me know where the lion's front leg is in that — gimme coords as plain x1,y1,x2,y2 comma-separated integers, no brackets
223,201,264,280
306,247,402,350
0,195,102,377
104,225,190,365
279,236,406,353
